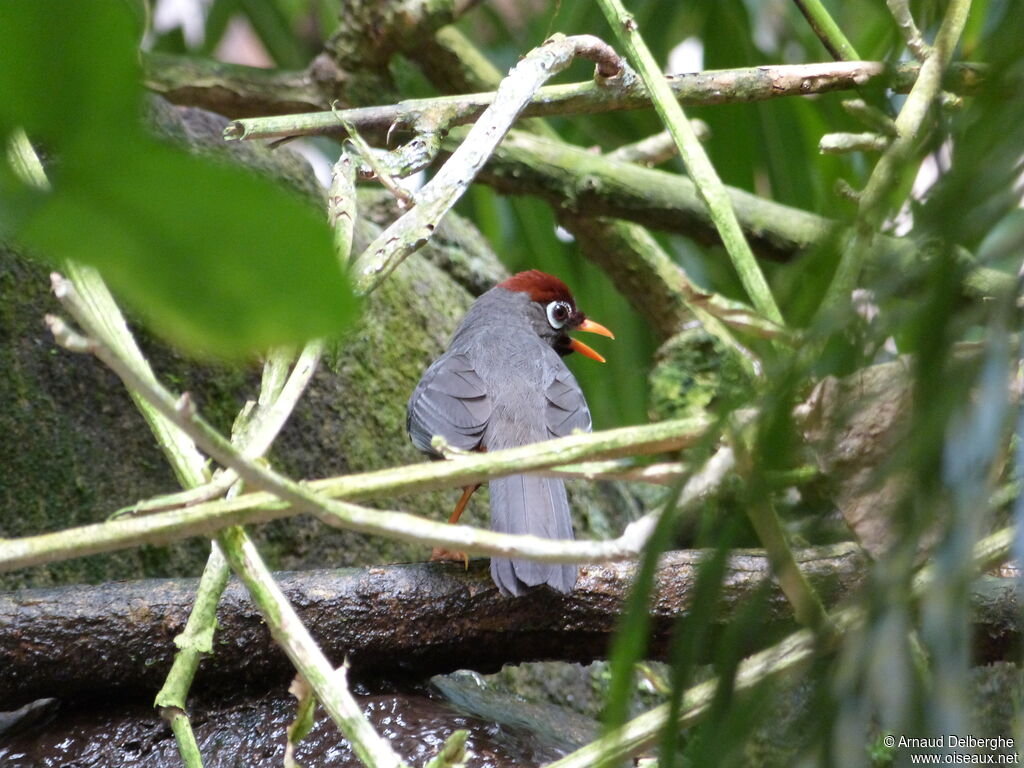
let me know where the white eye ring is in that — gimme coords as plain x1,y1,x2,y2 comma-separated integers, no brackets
546,300,571,329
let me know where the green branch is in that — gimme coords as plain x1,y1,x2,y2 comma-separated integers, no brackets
220,60,987,142
791,0,861,60
732,430,833,635
595,0,784,324
217,526,408,768
152,343,321,758
1,390,713,574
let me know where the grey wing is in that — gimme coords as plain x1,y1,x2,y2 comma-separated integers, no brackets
407,352,491,457
545,369,592,438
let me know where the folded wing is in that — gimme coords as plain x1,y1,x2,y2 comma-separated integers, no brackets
407,352,492,457
545,371,592,438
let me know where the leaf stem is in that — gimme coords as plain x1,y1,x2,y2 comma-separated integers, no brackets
791,0,861,60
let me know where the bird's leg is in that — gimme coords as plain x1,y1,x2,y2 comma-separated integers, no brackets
431,483,480,568
449,483,479,524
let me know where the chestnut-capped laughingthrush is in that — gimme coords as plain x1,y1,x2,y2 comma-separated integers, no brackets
407,270,614,596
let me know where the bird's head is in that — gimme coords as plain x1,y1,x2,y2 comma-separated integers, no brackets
498,270,615,362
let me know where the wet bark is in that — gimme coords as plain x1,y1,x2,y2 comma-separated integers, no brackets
2,545,1017,708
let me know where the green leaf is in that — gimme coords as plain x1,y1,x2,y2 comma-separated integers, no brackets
0,1,140,150
1,0,359,358
24,139,358,357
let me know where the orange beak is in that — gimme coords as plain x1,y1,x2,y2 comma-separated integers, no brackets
570,318,615,363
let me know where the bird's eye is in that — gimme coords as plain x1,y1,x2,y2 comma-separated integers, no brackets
546,300,571,329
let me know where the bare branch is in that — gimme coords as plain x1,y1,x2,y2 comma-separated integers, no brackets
221,61,988,143
348,34,629,294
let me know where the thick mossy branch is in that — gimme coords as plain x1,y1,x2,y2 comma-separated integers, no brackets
481,129,831,258
323,0,469,82
0,544,878,704
25,538,1021,706
144,52,333,118
474,129,1013,298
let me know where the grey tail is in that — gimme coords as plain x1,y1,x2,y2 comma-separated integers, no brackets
489,474,578,597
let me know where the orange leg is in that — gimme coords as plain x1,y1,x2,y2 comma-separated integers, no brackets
431,483,481,568
449,483,479,524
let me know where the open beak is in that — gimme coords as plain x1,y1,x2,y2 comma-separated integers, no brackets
570,318,615,363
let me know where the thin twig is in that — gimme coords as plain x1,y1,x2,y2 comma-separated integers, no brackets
217,525,408,768
840,99,898,136
0,357,721,575
335,113,413,206
819,132,890,154
154,544,230,720
606,129,693,167
815,0,974,318
329,151,358,264
116,342,322,518
540,460,686,485
731,428,834,636
886,0,932,61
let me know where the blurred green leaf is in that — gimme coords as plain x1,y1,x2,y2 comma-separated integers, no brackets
23,140,357,356
1,0,359,358
0,2,139,150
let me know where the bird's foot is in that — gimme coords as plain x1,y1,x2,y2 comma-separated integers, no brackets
430,547,469,569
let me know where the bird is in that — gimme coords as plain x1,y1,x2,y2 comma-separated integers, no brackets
407,270,614,596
